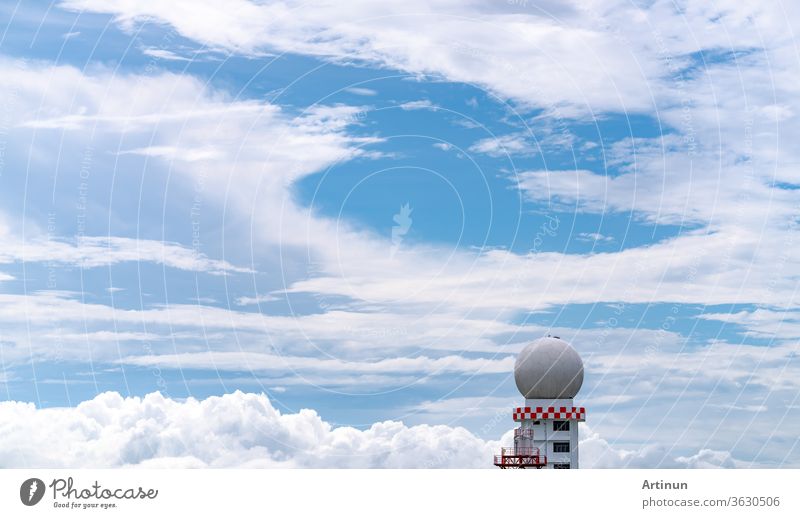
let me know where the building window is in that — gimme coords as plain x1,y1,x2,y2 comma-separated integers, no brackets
553,442,570,453
553,463,570,469
553,420,570,432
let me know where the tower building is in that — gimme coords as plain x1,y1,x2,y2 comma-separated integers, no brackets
494,336,585,469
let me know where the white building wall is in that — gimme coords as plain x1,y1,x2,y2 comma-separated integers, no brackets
521,398,581,469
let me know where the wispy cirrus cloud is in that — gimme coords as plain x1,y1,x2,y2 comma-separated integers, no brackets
118,351,514,376
700,308,800,340
0,234,251,275
344,86,378,96
141,47,192,62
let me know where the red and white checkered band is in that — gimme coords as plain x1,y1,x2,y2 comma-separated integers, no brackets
512,406,586,421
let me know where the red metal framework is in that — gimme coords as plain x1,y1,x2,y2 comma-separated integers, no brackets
493,447,546,469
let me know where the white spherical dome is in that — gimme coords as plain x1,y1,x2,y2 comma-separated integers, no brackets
514,337,584,399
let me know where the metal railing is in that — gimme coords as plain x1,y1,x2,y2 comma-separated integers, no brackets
513,428,534,439
493,450,547,468
498,446,540,457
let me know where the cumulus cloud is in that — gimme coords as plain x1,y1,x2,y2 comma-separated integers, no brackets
580,425,741,468
0,391,743,468
0,391,499,468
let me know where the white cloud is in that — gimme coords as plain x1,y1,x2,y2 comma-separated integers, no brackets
469,133,535,157
58,1,800,127
0,391,500,468
410,396,517,424
53,3,800,298
699,308,800,340
0,234,251,275
234,294,281,306
468,125,578,157
0,390,750,468
0,55,382,283
4,4,800,468
576,232,614,243
580,425,742,468
119,351,514,376
118,145,223,162
15,61,378,264
286,230,800,310
141,48,192,62
5,31,798,346
516,131,798,226
0,290,521,355
4,287,795,463
57,0,669,113
42,331,159,343
344,87,377,96
397,100,436,111
1,43,797,456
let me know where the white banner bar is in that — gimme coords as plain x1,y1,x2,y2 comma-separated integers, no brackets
2,469,797,517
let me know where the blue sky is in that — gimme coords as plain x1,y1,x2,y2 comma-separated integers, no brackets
1,1,799,467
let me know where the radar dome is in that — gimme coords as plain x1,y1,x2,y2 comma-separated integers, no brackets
514,336,584,399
